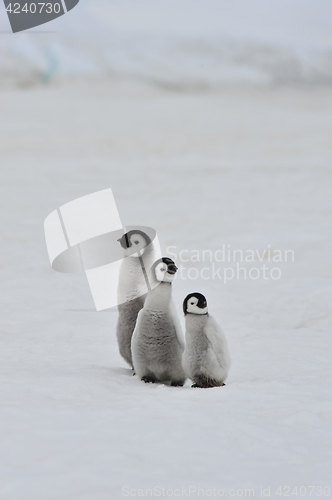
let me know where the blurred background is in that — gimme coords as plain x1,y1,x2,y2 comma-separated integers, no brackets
1,0,332,87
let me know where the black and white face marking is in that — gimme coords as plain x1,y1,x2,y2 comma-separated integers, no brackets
153,257,178,283
117,230,151,257
183,292,208,315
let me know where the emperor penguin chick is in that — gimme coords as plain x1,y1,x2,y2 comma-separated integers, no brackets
182,293,231,388
116,230,155,368
131,258,186,386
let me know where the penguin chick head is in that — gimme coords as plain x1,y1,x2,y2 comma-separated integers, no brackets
117,230,152,257
183,292,208,315
152,257,178,283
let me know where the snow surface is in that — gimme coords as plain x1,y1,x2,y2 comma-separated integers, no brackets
1,80,332,499
1,0,332,86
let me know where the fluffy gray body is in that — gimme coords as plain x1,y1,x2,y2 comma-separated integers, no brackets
183,313,231,387
131,283,186,385
116,295,146,367
116,248,155,367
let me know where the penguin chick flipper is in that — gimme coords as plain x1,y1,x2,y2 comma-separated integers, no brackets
204,316,231,372
170,301,185,350
116,296,145,367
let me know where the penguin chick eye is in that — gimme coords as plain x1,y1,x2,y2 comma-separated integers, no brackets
134,241,139,244
190,302,195,305
160,267,166,272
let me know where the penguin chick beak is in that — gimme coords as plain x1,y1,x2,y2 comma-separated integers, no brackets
117,238,125,249
167,265,178,275
117,235,130,249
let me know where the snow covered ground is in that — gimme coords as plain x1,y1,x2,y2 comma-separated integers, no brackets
1,79,332,499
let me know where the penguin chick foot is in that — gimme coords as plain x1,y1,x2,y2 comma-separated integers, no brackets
170,380,185,387
141,375,156,384
191,382,225,388
191,374,225,388
191,383,214,388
